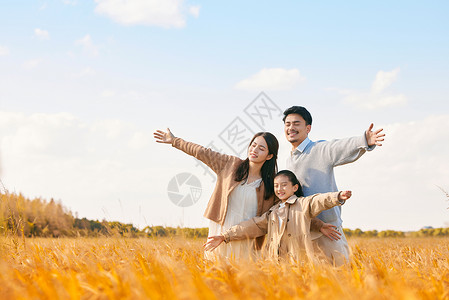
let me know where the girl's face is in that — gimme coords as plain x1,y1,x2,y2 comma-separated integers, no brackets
274,175,298,201
248,136,273,164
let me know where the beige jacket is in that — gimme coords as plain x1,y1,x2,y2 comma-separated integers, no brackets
171,137,277,248
222,192,343,262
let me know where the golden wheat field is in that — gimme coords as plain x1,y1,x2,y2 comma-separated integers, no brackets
0,237,448,300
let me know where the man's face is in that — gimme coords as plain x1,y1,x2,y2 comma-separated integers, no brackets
284,114,311,147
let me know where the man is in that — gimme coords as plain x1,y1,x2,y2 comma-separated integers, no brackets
284,106,385,266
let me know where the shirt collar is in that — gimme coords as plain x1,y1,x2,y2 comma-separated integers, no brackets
279,195,298,208
292,137,311,154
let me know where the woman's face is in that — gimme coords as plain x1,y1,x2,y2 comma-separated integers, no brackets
248,136,273,164
274,175,298,201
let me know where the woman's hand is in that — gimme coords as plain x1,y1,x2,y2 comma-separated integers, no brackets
320,223,342,241
203,235,225,251
153,128,175,144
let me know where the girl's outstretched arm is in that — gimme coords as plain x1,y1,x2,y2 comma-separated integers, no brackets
307,190,353,218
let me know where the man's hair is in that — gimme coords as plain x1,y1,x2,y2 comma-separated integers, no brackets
282,106,312,125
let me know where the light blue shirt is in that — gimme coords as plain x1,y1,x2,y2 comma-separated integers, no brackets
286,133,374,227
293,137,311,155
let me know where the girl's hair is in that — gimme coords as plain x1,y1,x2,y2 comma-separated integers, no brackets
274,170,304,197
234,132,279,200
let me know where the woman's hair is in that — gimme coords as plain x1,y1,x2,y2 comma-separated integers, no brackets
274,170,303,197
234,132,278,200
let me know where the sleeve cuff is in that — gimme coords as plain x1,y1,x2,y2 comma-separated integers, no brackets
362,132,376,151
337,191,345,205
222,232,231,243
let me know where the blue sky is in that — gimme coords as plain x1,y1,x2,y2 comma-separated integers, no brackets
1,1,448,231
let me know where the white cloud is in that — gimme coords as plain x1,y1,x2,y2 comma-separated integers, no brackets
124,90,145,101
94,0,199,28
62,0,78,5
91,119,131,139
0,112,82,156
0,111,161,225
371,68,400,94
39,2,48,10
128,131,151,150
0,46,9,56
337,67,406,110
75,34,99,56
235,68,305,91
100,89,116,98
189,5,200,18
373,94,406,107
34,28,50,40
99,89,153,101
72,67,96,78
22,59,43,69
343,92,407,110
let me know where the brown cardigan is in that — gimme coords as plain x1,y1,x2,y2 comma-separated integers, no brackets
171,137,277,248
172,137,276,223
171,137,325,248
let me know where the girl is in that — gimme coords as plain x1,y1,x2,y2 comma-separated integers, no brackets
204,170,352,263
154,128,279,259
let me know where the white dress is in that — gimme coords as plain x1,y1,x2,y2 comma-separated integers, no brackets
206,178,262,260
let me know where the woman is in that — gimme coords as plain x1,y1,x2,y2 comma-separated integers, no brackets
154,128,278,259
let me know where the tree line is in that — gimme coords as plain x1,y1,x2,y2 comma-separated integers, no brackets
0,191,209,238
1,191,448,238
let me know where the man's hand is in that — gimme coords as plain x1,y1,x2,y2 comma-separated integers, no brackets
365,123,385,147
320,223,342,241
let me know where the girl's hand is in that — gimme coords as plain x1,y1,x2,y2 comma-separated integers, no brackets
320,223,342,241
339,190,352,201
153,128,175,144
203,235,225,251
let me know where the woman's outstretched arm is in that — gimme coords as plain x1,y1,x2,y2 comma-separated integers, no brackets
153,128,235,174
